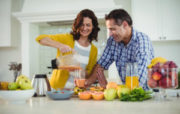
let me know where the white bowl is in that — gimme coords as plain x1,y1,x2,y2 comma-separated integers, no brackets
0,89,35,103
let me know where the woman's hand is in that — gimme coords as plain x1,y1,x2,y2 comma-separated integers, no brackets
58,43,73,53
39,37,73,53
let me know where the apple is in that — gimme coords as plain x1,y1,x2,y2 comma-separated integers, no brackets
16,75,32,90
16,75,29,84
18,79,32,90
169,71,178,87
117,87,130,98
104,88,117,101
152,72,162,81
148,78,157,88
159,77,172,88
8,82,18,90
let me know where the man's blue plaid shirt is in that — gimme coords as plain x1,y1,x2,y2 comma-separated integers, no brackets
98,28,154,90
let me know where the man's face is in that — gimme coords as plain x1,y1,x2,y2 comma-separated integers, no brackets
106,19,127,42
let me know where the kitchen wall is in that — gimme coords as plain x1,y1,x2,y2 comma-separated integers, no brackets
152,41,180,67
0,0,180,82
0,0,23,82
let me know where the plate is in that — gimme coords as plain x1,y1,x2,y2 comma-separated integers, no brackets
46,90,74,100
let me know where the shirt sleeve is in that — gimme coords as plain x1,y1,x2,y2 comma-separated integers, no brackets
36,34,70,45
136,35,154,90
97,37,114,70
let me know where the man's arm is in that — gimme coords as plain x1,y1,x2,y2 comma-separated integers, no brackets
136,37,154,90
85,64,107,88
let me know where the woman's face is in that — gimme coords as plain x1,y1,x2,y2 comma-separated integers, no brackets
79,17,93,38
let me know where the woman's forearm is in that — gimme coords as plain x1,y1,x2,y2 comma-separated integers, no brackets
39,37,72,53
39,37,62,49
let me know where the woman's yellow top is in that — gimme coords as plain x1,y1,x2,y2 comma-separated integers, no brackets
36,33,98,89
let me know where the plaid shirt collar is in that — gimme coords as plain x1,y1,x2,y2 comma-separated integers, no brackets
126,28,137,47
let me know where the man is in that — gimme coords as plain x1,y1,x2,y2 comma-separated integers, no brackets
86,9,154,90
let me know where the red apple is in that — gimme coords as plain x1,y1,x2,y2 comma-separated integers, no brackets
159,77,172,88
152,72,162,81
148,78,157,88
169,71,177,80
169,72,178,87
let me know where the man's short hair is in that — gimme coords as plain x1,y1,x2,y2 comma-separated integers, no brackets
105,9,132,26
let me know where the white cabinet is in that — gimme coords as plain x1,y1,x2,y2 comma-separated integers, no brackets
0,0,11,46
131,0,180,41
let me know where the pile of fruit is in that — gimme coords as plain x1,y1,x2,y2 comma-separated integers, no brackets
0,75,33,90
74,82,152,101
74,86,104,100
147,57,178,89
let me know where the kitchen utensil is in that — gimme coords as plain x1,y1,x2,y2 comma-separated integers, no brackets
56,52,81,71
31,74,51,97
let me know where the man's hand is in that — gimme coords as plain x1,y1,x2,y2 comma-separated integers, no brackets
85,64,107,88
96,66,107,88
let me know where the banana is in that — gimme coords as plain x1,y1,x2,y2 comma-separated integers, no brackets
148,57,167,68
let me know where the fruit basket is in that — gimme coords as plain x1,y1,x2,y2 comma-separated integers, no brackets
148,61,178,89
147,61,178,99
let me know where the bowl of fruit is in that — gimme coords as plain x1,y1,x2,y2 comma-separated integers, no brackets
147,58,178,100
0,75,34,103
148,60,178,89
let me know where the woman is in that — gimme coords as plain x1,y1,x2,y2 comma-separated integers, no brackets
36,9,100,89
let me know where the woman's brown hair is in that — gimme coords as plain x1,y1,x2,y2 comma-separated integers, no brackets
71,9,100,43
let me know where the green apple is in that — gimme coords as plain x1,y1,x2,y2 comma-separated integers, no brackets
16,75,32,89
16,75,29,84
18,79,32,90
104,88,117,101
8,82,18,90
117,87,130,98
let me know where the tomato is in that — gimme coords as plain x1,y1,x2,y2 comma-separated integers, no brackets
78,91,91,100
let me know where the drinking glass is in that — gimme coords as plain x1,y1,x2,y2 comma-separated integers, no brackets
125,62,139,90
73,69,86,88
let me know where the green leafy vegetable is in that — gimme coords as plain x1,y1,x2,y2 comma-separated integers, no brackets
119,87,152,101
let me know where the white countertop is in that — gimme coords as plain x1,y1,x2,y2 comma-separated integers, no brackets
0,96,180,114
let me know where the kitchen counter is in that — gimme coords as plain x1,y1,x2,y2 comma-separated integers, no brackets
0,96,180,114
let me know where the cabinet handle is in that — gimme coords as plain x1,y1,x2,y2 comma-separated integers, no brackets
163,36,166,40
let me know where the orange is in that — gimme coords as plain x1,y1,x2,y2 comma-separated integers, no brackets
75,79,85,88
91,91,104,100
90,86,104,91
0,82,9,90
78,91,91,100
106,82,118,89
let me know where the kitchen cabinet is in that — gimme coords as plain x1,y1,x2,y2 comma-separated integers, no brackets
131,0,180,41
0,0,11,47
